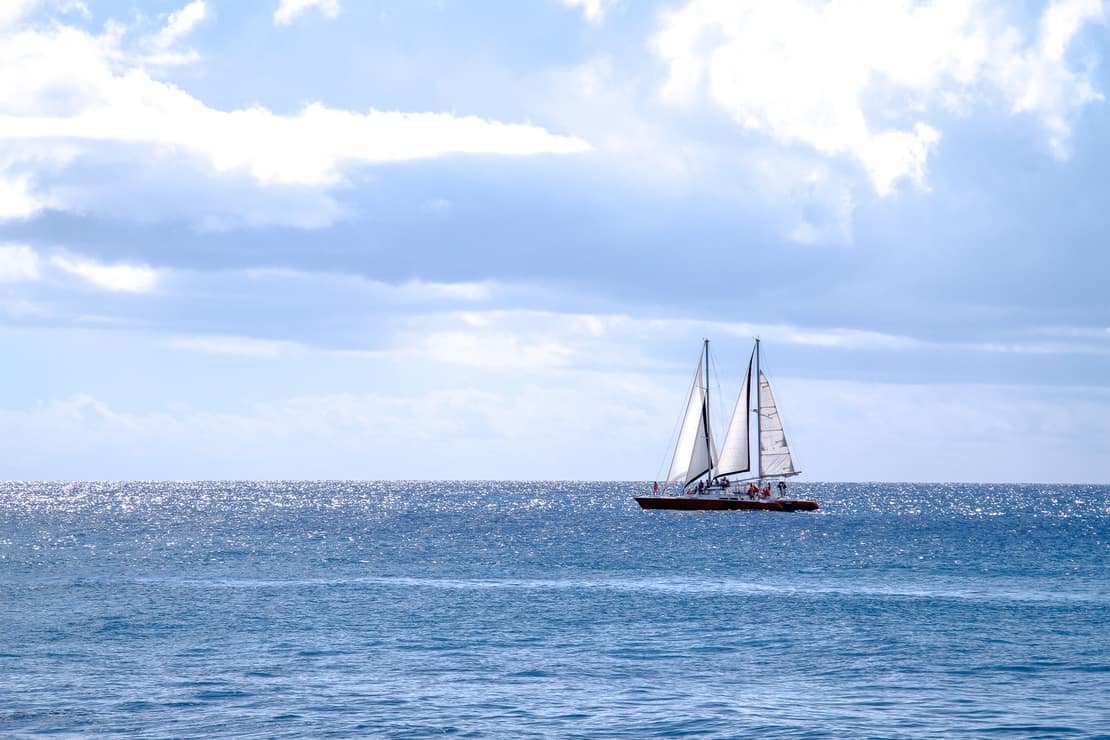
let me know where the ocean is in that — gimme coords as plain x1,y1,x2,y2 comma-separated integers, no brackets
0,481,1106,738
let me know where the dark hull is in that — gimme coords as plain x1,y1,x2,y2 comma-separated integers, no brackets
634,496,819,512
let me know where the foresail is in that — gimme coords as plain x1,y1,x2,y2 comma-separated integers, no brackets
688,402,717,483
667,355,706,484
758,371,796,477
666,353,717,486
716,353,752,477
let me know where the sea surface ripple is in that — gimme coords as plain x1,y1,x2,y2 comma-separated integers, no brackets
1,481,1107,738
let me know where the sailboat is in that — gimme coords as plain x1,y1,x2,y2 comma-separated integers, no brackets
634,339,819,512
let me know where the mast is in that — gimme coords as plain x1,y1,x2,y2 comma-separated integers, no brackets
703,338,712,482
703,339,710,410
755,337,762,481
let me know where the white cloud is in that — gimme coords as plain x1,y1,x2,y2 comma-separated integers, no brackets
273,0,340,27
655,0,1106,195
0,100,590,187
0,172,49,219
397,280,492,302
154,0,207,48
1037,326,1110,340
365,310,931,376
1005,0,1105,157
468,311,928,350
241,268,496,305
143,0,207,66
51,254,159,293
971,338,1110,355
0,5,590,224
0,244,40,281
413,330,579,370
561,0,612,24
0,141,77,221
416,311,1110,366
740,324,926,351
0,0,43,28
164,335,300,358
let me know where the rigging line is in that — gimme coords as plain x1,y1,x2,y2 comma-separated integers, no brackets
707,340,728,442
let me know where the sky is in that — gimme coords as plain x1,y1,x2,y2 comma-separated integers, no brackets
1,0,1109,482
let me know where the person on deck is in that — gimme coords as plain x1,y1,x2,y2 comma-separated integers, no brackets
762,485,771,497
777,480,787,496
653,481,659,494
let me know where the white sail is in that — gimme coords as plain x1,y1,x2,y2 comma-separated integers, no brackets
758,370,796,477
666,352,718,486
715,353,752,477
688,404,716,484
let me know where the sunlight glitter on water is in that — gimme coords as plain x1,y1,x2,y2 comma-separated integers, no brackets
1,481,1107,738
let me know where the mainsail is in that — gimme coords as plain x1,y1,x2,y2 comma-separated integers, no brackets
758,371,796,477
715,352,753,477
666,349,718,486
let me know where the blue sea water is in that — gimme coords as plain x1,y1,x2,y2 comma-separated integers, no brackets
0,482,1107,738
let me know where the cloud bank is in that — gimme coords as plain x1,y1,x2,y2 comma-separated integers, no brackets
0,2,590,225
5,378,1108,481
655,0,1106,195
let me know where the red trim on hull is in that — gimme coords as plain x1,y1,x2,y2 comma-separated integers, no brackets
634,497,819,512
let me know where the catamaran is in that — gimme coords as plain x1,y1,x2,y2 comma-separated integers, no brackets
635,339,819,512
